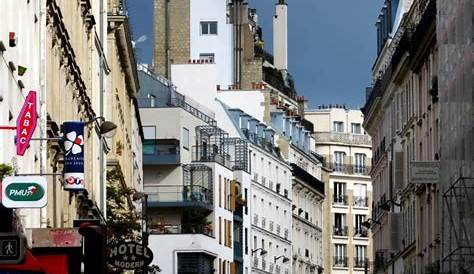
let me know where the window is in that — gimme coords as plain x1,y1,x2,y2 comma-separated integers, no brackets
355,245,367,267
200,21,217,35
147,94,156,107
354,153,366,174
333,182,347,204
355,215,367,237
244,188,248,215
245,228,248,254
334,213,347,236
276,183,281,194
333,121,344,132
334,151,346,172
351,123,362,134
334,244,347,267
199,53,215,62
142,126,156,140
353,184,367,207
183,128,189,150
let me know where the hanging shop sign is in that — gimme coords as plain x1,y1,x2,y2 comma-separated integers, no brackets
1,176,47,208
16,91,37,156
62,121,85,190
108,241,153,270
410,161,440,184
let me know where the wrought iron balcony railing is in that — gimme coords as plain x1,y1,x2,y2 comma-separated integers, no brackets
333,226,348,236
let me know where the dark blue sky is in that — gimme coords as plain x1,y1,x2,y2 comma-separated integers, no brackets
128,1,381,108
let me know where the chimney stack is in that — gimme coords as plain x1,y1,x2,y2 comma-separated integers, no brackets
273,0,288,70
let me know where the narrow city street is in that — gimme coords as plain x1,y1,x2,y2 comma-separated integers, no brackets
0,0,472,274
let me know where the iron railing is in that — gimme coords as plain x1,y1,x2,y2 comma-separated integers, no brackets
149,223,213,237
353,196,369,207
333,226,349,236
313,132,371,146
334,195,348,205
333,256,348,267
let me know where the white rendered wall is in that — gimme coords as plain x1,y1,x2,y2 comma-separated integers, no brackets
249,144,292,274
0,0,42,229
190,0,233,87
217,90,266,123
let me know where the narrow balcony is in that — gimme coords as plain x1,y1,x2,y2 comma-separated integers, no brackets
313,132,371,146
354,227,369,238
333,256,348,267
332,164,371,175
146,185,213,212
149,223,213,238
333,226,348,236
192,145,233,170
354,257,369,268
333,195,348,205
143,139,180,165
353,196,369,207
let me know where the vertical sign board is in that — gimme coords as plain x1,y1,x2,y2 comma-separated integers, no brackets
63,122,85,190
410,161,440,184
0,233,26,264
1,176,47,208
16,91,37,156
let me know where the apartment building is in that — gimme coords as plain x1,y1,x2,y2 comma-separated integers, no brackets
362,0,440,273
306,107,373,273
0,0,143,272
437,0,474,273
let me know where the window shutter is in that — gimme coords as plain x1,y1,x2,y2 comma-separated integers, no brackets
230,180,236,211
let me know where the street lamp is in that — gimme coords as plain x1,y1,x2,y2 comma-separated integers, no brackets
379,200,401,211
361,218,381,229
85,116,117,138
274,255,290,263
251,248,268,256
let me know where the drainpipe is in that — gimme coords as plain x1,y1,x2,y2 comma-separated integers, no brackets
165,0,171,79
99,0,106,216
39,0,48,228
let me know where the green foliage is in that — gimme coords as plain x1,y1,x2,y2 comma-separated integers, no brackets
106,167,141,243
0,163,13,181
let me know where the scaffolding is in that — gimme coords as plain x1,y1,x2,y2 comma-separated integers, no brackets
442,177,474,273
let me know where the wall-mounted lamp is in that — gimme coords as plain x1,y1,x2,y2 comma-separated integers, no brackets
361,218,381,229
274,255,290,263
251,248,268,256
85,116,117,138
379,199,401,211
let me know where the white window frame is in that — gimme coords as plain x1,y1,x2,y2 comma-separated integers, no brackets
183,127,190,150
200,21,218,35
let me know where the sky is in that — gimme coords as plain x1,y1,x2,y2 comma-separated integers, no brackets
127,0,381,109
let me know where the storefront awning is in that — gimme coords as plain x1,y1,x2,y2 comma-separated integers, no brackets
0,250,47,273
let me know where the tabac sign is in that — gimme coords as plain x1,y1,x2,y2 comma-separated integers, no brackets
1,176,47,208
16,91,37,156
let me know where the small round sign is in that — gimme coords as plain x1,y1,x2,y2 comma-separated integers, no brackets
108,241,153,270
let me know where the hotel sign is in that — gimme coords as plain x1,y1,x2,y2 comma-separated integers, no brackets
108,241,153,270
16,91,37,156
410,161,440,184
1,176,47,208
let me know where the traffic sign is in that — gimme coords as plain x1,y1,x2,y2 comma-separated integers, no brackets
1,176,47,208
0,233,25,264
16,91,38,156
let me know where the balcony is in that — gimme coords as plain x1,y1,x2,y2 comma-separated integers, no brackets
149,223,213,238
354,227,369,238
313,132,371,146
143,139,180,165
354,257,369,268
353,196,369,207
333,256,348,267
146,185,213,211
192,145,233,170
333,195,348,205
331,164,371,175
333,226,348,236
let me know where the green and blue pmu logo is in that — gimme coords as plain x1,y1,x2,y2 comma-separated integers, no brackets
5,183,45,201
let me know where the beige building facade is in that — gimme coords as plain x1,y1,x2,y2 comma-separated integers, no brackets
363,0,440,273
306,107,373,274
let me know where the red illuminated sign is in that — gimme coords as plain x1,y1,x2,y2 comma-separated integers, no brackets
16,91,37,156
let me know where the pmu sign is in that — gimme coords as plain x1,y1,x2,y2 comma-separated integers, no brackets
16,91,37,156
1,176,47,208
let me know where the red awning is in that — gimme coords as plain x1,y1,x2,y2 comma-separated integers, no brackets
36,254,68,274
0,250,47,273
